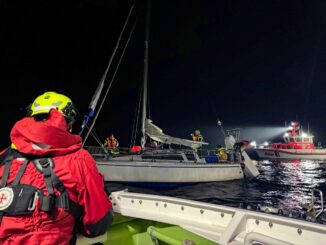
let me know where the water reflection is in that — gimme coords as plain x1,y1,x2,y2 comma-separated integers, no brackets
106,159,326,210
257,159,326,208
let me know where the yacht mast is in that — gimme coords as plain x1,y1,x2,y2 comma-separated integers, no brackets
141,0,150,148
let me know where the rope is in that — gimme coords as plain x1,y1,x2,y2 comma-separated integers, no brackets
85,125,109,155
82,4,135,144
83,18,137,147
130,85,142,148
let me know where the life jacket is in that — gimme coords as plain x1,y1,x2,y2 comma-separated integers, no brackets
0,147,83,223
106,137,112,149
111,138,118,148
216,147,227,160
193,134,203,142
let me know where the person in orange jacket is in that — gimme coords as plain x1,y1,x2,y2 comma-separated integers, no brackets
104,134,119,155
191,129,204,142
0,92,113,244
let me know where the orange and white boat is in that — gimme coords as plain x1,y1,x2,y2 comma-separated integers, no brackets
254,122,326,160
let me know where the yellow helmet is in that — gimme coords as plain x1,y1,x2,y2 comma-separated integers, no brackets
28,91,78,123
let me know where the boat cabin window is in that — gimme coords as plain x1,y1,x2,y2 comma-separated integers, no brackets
303,138,310,142
185,153,196,161
142,154,184,161
295,137,302,142
289,138,295,142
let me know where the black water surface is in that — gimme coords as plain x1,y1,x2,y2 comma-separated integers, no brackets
106,160,326,210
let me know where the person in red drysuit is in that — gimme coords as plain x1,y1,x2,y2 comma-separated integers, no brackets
0,91,113,245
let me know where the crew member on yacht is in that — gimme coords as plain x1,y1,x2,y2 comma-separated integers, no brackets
234,140,250,165
191,130,204,142
0,91,114,244
216,145,227,161
104,134,119,155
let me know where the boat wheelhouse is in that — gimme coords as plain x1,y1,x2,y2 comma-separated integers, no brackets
271,121,314,150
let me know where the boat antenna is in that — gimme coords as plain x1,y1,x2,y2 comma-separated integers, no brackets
141,0,150,149
82,13,137,147
79,4,135,137
217,118,226,136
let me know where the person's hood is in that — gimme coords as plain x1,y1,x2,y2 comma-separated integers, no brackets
10,109,82,156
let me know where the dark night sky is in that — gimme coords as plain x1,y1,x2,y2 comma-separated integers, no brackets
1,0,326,149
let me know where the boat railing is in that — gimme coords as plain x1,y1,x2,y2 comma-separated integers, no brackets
84,146,107,157
84,146,133,158
85,145,220,161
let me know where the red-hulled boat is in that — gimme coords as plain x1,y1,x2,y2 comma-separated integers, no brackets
254,122,326,160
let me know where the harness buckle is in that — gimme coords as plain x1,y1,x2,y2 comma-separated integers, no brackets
28,191,39,211
33,158,54,173
61,192,69,211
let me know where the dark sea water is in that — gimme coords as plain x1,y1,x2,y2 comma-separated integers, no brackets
106,159,326,212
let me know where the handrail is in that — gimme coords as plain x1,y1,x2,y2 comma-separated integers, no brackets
312,188,324,218
244,232,294,245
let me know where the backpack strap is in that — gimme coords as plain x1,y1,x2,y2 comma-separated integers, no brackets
0,147,12,166
0,150,83,222
1,160,12,187
0,150,30,223
12,159,30,186
32,158,83,220
33,158,55,215
51,168,83,219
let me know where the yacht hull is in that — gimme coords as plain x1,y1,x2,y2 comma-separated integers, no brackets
96,160,244,184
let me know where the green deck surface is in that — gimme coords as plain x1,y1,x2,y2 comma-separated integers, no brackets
103,214,219,245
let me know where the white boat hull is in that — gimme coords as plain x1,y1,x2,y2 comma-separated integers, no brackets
255,148,326,160
96,159,244,184
108,190,326,245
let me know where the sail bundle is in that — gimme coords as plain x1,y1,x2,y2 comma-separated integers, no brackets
145,119,208,150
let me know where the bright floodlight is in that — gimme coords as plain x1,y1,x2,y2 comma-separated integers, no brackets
301,132,307,137
250,141,257,147
264,141,269,146
288,126,293,130
284,133,289,137
291,122,295,126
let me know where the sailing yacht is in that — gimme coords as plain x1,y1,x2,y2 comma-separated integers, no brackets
90,140,259,186
83,2,259,186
